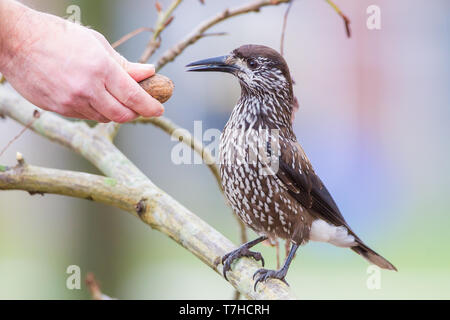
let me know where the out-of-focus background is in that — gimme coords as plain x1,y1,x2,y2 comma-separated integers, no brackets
0,0,449,299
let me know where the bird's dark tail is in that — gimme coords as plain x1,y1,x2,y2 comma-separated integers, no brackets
351,241,397,271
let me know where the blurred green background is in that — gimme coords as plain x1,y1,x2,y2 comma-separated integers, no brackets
0,0,449,299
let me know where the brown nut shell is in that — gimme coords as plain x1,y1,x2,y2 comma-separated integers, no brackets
138,74,174,103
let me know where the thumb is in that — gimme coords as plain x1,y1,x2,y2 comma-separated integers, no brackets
92,30,156,82
124,61,156,82
110,49,155,82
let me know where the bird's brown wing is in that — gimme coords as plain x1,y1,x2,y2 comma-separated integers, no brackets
276,140,351,229
275,140,397,271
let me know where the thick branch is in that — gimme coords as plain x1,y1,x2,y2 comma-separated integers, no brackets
0,85,296,300
94,122,120,141
156,0,291,71
0,164,145,216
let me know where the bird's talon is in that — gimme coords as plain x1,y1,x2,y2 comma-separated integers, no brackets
252,268,289,291
222,246,265,280
221,252,231,265
252,268,262,280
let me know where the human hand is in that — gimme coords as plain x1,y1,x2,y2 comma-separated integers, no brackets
0,2,164,122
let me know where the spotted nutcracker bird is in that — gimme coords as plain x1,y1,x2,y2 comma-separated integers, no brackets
187,44,396,290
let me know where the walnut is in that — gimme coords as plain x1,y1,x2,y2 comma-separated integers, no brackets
138,74,174,103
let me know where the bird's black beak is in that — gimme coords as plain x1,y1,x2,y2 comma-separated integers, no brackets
186,55,238,74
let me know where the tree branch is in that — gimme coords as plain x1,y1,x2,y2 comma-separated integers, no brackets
131,116,220,186
140,0,183,63
0,163,145,215
111,27,154,49
0,85,296,300
94,122,121,141
280,0,294,56
325,0,351,38
0,109,40,157
155,0,291,71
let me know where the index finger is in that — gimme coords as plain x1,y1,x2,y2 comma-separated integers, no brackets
105,60,164,117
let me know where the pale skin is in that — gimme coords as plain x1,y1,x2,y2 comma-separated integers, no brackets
0,0,164,122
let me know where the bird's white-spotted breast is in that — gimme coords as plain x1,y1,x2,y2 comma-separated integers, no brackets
219,99,312,245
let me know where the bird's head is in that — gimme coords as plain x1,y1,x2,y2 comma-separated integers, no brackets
186,44,293,97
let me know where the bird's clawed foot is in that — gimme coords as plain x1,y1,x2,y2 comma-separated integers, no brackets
222,247,265,281
253,268,289,291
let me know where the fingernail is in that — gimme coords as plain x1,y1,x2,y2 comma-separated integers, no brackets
136,63,154,70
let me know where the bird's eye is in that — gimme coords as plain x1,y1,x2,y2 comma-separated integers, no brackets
248,59,258,69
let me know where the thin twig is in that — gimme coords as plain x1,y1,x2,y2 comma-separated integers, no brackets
132,117,220,184
325,0,351,38
156,0,291,71
280,0,294,56
202,31,228,38
111,27,154,49
0,109,41,158
139,0,183,63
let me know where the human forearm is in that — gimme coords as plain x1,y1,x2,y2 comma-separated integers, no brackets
0,0,32,69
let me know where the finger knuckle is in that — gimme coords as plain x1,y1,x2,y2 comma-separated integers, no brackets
60,93,80,110
111,109,134,123
91,58,109,78
69,79,93,101
123,87,141,106
60,96,74,109
117,55,128,70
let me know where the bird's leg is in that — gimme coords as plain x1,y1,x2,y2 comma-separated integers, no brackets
253,243,299,290
222,236,267,280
